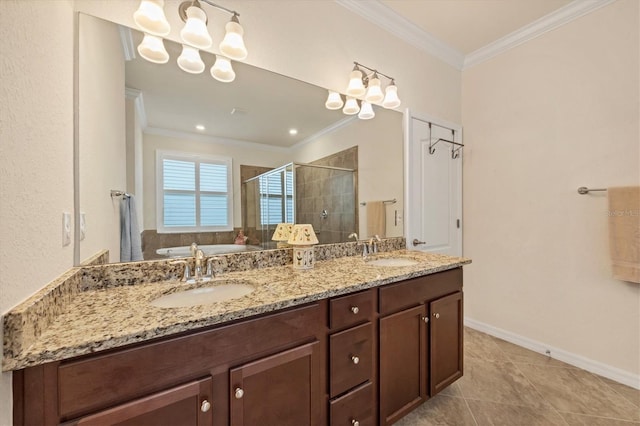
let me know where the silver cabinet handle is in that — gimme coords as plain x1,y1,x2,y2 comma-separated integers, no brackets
200,400,211,412
234,387,244,399
351,355,360,365
412,238,426,246
421,316,429,323
351,306,359,314
433,312,440,319
352,420,360,426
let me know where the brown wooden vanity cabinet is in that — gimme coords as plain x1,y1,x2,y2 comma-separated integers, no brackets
378,269,464,426
13,267,463,426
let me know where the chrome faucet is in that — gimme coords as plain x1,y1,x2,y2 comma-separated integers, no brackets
368,235,381,254
171,260,192,282
190,242,199,257
348,232,358,241
194,249,205,281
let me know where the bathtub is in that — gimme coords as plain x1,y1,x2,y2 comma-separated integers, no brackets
156,244,263,258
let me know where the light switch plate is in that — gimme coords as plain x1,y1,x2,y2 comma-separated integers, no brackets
62,212,71,246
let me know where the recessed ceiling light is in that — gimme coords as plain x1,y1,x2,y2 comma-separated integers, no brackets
289,128,298,135
195,124,205,131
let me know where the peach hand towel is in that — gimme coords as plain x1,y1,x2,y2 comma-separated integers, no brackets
366,201,386,238
608,186,640,283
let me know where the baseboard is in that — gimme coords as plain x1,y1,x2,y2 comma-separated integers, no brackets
464,317,640,390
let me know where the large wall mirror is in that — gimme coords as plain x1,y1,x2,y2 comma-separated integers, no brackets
76,13,404,266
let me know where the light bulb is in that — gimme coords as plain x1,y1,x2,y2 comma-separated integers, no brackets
137,33,169,64
325,91,344,110
382,83,401,109
219,15,248,61
358,101,375,120
345,69,366,97
133,0,170,36
342,97,360,115
177,45,205,74
211,55,236,83
180,5,212,49
364,75,384,104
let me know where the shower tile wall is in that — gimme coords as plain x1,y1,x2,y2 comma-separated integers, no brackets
296,146,358,244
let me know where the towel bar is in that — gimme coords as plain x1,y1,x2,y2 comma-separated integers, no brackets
360,198,397,206
577,187,607,195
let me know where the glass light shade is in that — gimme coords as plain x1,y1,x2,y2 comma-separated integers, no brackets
177,45,205,74
219,19,248,61
364,76,384,104
342,97,360,115
210,55,236,82
382,84,401,109
180,6,212,49
137,34,169,64
358,101,375,120
345,70,366,97
287,224,319,246
272,223,293,242
133,0,170,36
325,91,344,110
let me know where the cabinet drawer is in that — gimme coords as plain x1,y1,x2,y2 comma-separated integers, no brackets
330,381,374,426
330,289,375,330
379,268,462,316
329,322,373,397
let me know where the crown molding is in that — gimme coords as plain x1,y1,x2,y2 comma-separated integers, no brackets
292,115,358,150
124,87,148,129
464,0,618,68
335,0,465,70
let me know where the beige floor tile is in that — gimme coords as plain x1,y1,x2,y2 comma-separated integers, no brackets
489,336,576,368
464,328,510,362
394,395,477,426
596,376,640,408
458,357,552,409
559,411,640,425
440,382,463,397
466,399,568,426
516,364,640,422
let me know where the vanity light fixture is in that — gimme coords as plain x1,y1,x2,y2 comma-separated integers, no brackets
133,0,248,82
325,62,402,120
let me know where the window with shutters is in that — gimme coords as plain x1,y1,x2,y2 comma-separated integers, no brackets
156,151,233,233
258,168,294,226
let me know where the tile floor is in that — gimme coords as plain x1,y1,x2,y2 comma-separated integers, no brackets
395,328,640,426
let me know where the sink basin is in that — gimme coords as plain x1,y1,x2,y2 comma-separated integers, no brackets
366,257,420,267
150,281,255,308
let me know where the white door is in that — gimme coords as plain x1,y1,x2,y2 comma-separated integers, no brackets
404,110,462,256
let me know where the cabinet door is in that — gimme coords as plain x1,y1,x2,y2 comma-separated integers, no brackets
230,341,320,426
74,377,212,426
430,291,463,396
379,305,427,426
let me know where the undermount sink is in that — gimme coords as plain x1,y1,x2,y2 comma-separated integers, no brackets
366,257,420,267
150,281,255,309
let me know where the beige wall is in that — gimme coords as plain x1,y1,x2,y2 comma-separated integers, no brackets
0,0,75,422
78,13,126,263
462,0,639,381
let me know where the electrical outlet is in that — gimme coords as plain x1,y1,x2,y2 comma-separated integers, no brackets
62,212,71,246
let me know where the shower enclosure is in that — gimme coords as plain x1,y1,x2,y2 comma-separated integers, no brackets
243,162,357,248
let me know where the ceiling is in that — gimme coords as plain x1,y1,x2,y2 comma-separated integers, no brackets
379,0,573,55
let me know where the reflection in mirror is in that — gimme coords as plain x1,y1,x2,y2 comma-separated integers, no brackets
77,13,404,266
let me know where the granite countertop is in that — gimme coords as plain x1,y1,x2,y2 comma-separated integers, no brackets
3,250,470,371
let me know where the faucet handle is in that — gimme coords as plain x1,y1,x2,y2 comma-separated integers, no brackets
205,257,220,278
171,260,192,282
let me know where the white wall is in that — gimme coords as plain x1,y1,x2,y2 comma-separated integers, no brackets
291,109,405,238
462,0,639,383
0,0,75,423
78,13,126,263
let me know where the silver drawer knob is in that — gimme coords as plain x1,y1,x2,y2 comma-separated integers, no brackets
421,316,429,323
351,355,360,365
200,400,211,412
352,420,360,426
351,306,359,314
434,312,440,319
234,387,244,399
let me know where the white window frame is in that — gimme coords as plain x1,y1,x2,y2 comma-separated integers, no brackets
156,150,233,233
